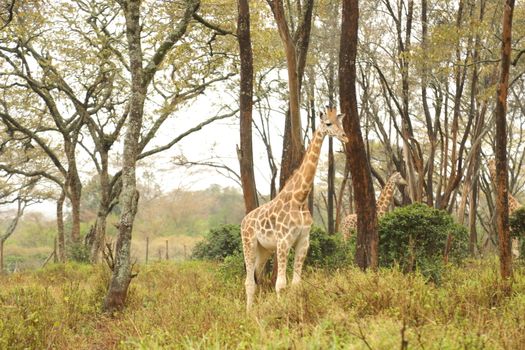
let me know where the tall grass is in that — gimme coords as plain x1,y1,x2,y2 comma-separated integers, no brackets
1,258,524,349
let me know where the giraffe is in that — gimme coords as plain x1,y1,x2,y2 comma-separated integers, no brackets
488,159,522,257
240,107,348,311
341,172,406,240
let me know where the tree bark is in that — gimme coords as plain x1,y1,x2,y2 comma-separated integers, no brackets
495,0,515,282
66,146,82,244
469,178,479,256
237,0,258,214
339,0,378,270
268,0,303,188
327,136,335,234
104,0,146,312
90,149,111,263
267,0,313,189
327,58,336,235
104,0,199,312
56,189,66,262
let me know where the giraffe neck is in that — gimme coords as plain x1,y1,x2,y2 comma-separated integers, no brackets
376,178,397,217
280,129,325,204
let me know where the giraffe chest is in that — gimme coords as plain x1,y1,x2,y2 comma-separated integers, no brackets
255,207,312,250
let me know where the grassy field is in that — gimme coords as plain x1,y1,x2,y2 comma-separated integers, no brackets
1,259,525,349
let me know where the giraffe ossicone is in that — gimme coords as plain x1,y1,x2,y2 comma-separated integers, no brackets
341,171,406,240
240,107,348,311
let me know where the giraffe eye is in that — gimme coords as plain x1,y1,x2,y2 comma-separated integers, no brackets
326,122,332,126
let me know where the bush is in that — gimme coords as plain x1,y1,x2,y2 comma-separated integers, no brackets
192,224,352,277
510,207,525,258
379,203,468,281
68,242,90,263
218,253,245,281
305,227,354,270
191,224,242,260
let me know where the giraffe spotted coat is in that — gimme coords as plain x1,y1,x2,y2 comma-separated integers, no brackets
341,172,406,240
240,107,348,311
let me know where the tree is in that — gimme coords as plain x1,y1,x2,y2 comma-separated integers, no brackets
494,0,515,282
0,0,15,30
339,0,378,270
0,178,37,272
237,0,258,214
266,0,314,188
104,0,200,312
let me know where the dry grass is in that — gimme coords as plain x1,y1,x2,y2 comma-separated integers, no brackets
1,258,525,349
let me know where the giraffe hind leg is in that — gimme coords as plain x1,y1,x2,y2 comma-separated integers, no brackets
292,230,310,285
254,243,272,285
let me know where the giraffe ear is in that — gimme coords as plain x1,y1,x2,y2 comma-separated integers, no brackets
320,111,328,122
337,113,345,122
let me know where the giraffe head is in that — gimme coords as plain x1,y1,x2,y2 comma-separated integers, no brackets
319,107,349,143
391,172,407,185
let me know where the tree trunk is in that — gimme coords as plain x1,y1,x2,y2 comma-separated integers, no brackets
335,162,350,232
469,178,479,256
104,0,146,312
90,150,111,263
268,0,303,188
339,0,378,270
495,0,515,282
56,190,66,262
327,59,336,235
103,0,198,311
237,0,258,214
65,144,82,244
327,136,335,234
267,0,313,189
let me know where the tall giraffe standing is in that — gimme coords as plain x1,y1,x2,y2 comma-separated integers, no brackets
240,107,348,311
341,172,406,240
488,159,522,257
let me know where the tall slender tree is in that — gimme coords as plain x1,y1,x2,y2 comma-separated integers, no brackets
104,0,200,312
494,0,515,282
266,0,314,188
237,0,258,214
339,0,378,269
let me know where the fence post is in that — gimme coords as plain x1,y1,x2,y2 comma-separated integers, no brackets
165,240,169,260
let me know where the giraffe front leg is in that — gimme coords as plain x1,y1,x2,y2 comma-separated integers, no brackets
275,242,289,296
243,238,257,312
292,232,309,285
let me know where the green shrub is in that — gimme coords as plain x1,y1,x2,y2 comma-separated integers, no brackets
218,253,245,281
68,242,90,263
191,224,242,260
510,207,525,258
305,227,354,270
379,203,469,281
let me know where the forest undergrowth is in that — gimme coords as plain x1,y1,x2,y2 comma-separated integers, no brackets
1,258,525,349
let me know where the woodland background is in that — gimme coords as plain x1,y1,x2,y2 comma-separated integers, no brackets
1,0,524,270
1,0,525,347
